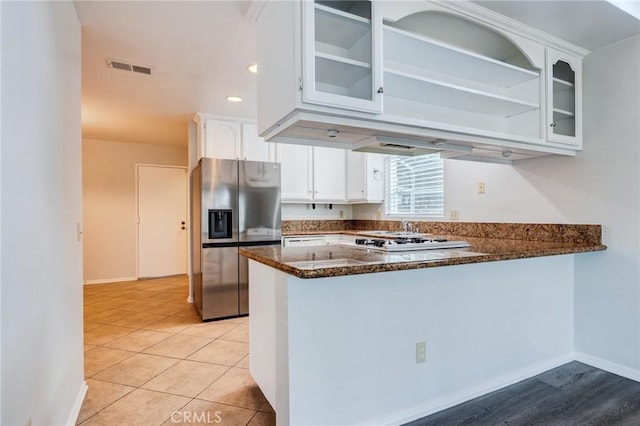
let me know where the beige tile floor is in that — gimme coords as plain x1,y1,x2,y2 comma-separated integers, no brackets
79,275,275,426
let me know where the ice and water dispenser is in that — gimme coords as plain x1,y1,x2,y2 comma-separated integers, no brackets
208,209,232,239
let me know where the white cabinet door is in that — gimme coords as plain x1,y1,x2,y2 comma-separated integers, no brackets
346,152,384,202
302,0,383,113
241,123,274,162
276,144,313,201
545,48,582,147
204,119,241,159
313,146,346,201
346,151,366,201
365,153,385,202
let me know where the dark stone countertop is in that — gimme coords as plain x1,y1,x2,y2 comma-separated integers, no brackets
240,233,607,279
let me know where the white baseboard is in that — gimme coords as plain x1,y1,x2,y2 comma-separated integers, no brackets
386,353,575,426
66,380,88,426
83,276,137,285
575,351,640,382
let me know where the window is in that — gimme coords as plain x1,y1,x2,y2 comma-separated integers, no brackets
385,154,444,216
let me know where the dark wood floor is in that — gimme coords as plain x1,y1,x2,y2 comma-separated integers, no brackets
406,362,640,426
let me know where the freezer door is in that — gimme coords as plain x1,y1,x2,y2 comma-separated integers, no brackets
201,245,239,320
238,161,281,242
201,158,238,244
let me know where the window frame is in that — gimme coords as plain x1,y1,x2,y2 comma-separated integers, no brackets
384,154,444,218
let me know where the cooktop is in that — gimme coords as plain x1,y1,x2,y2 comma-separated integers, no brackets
344,237,471,252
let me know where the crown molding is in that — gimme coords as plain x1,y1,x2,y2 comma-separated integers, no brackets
431,0,591,58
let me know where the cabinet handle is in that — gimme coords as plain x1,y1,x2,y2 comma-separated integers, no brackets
377,87,384,94
550,123,557,127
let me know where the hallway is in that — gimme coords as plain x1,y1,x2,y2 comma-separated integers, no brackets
80,276,274,425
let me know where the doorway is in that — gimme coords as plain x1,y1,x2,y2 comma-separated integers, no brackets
137,165,188,278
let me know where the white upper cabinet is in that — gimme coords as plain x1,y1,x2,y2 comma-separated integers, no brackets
346,151,384,202
302,0,383,113
256,0,589,164
276,144,349,203
545,48,582,148
193,115,274,162
276,143,313,201
312,146,346,201
241,123,275,162
204,119,241,160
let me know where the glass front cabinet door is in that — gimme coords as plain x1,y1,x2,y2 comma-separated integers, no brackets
302,0,383,114
545,48,582,147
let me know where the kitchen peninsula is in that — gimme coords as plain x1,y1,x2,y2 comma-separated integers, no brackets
240,222,606,425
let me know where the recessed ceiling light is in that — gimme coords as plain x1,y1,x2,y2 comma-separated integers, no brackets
247,64,258,73
226,96,243,102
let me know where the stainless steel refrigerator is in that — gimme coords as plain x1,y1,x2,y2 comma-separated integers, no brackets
191,158,281,320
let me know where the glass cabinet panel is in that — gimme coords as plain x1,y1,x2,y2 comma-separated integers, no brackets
551,60,576,137
546,49,581,147
303,0,382,113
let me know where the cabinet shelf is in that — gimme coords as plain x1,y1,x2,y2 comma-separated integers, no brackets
384,25,539,89
553,77,574,95
315,4,370,50
553,108,575,118
384,67,540,117
316,53,371,88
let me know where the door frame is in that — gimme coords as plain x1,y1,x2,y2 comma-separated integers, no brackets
134,163,189,282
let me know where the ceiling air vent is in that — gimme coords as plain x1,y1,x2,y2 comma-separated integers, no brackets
106,59,152,75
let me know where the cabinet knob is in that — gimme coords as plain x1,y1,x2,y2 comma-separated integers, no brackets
377,87,384,94
550,123,557,127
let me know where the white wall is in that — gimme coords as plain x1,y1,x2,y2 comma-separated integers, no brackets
282,203,353,220
360,36,640,377
83,138,187,283
1,2,85,424
511,36,640,375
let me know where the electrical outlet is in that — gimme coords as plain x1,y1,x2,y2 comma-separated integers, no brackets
339,210,344,218
375,210,382,219
477,182,486,194
25,418,32,426
450,209,459,220
416,342,426,363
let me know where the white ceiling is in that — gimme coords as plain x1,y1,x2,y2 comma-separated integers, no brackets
75,0,640,147
471,0,640,51
76,1,259,146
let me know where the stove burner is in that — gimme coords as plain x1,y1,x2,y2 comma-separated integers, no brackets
350,236,466,252
355,238,388,248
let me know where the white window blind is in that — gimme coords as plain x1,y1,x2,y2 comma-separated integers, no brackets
385,154,444,216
